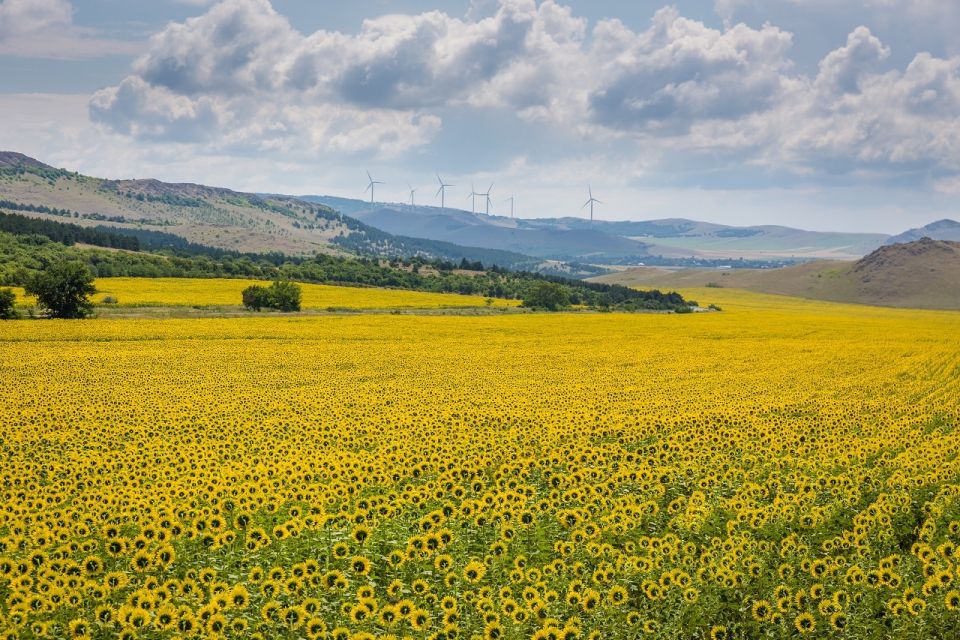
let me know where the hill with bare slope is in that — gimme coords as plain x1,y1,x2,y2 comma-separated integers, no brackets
0,151,347,254
0,152,555,271
590,237,960,309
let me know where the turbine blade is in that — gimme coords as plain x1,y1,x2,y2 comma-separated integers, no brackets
581,200,590,209
367,171,373,181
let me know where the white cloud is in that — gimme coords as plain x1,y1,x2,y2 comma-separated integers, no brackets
816,26,889,94
586,8,794,133
92,0,586,155
0,0,140,58
87,0,960,184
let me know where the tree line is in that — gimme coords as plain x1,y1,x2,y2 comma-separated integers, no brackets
0,206,694,314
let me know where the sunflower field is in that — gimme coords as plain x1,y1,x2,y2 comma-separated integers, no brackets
8,278,519,310
1,288,959,639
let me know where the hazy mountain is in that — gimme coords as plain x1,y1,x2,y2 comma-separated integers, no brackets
0,152,566,272
302,196,660,261
591,237,960,310
885,219,960,245
301,195,888,262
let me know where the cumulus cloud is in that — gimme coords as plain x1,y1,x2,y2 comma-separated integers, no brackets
816,26,889,94
90,0,960,178
793,48,960,167
586,8,793,133
0,0,139,58
92,0,585,155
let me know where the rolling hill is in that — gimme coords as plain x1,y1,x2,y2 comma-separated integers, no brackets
591,237,960,309
300,196,661,261
0,152,564,272
885,218,960,244
301,194,888,262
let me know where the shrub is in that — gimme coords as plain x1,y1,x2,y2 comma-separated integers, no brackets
522,282,571,311
268,280,301,312
0,288,18,319
242,285,271,311
25,261,96,318
242,281,302,312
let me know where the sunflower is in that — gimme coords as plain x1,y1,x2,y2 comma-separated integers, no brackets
794,613,815,634
351,555,371,576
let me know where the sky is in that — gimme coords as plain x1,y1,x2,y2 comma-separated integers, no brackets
2,1,960,233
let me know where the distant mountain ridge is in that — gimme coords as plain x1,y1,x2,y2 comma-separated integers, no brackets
301,195,888,262
591,237,960,310
0,152,566,272
885,219,960,245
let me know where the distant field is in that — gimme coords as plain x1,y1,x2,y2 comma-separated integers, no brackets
10,277,520,310
2,291,959,638
635,230,886,259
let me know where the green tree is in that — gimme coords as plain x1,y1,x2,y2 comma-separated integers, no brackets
268,280,302,312
25,261,96,318
242,285,271,311
0,288,18,319
241,281,302,312
522,281,571,311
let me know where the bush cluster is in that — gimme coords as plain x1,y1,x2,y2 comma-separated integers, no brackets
242,281,302,312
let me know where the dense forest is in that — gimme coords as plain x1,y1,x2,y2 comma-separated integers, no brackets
0,212,693,311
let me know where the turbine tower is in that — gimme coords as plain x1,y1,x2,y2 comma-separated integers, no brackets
467,182,481,213
581,185,601,223
364,171,383,204
436,174,453,209
505,195,515,218
481,183,494,215
408,183,417,206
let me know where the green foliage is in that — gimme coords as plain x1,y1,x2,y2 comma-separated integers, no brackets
241,285,271,311
242,281,302,312
522,281,572,311
0,229,689,312
0,287,17,319
268,280,302,312
25,261,96,319
0,211,140,250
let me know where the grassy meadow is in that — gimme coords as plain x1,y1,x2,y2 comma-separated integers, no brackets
1,285,959,639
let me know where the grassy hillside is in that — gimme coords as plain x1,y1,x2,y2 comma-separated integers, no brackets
0,151,348,254
591,238,960,309
0,152,555,271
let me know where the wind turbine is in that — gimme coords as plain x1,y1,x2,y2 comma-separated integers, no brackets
408,183,417,206
481,183,494,215
467,182,479,213
436,174,453,209
505,195,515,218
364,171,383,204
581,185,601,223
